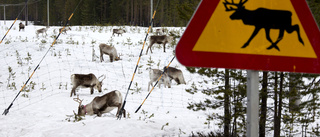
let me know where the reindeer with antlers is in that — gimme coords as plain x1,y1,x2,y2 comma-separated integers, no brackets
73,90,126,117
223,0,304,51
70,73,106,97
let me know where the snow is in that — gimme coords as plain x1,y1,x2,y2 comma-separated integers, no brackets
0,21,214,137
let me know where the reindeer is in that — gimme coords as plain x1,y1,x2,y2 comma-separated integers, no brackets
148,69,171,91
112,29,126,36
70,73,106,97
164,67,186,85
99,43,121,62
19,22,25,31
59,27,71,34
36,27,49,37
223,0,304,51
73,90,126,117
146,35,173,55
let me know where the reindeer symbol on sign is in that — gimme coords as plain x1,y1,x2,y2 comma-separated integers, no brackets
223,0,304,51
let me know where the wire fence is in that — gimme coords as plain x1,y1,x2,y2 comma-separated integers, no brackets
0,23,211,116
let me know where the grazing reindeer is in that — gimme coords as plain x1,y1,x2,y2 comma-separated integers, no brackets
70,73,106,97
19,22,25,31
146,35,173,54
112,29,126,36
59,27,71,34
148,69,171,91
155,28,164,35
36,27,49,37
164,67,186,85
73,90,126,117
99,43,121,62
223,0,304,51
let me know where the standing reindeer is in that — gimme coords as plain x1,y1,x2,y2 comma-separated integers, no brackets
59,27,71,34
36,27,49,37
19,22,25,31
70,73,106,97
99,43,121,62
223,0,304,51
112,29,126,36
146,35,173,54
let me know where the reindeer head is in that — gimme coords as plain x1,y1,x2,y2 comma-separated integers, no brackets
223,0,248,20
97,75,106,92
115,53,123,61
73,95,86,116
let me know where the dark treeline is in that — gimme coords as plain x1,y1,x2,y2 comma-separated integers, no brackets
0,0,200,27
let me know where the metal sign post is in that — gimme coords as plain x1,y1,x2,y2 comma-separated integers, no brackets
246,70,259,137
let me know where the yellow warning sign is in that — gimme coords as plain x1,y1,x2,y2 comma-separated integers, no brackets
192,0,316,58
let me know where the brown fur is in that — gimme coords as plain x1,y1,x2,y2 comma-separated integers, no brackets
59,27,71,34
112,29,126,36
19,23,25,31
70,73,105,97
99,43,120,62
146,35,173,54
148,69,171,91
77,90,126,117
36,27,49,37
164,67,186,84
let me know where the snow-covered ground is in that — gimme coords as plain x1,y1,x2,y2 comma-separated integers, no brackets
0,21,216,137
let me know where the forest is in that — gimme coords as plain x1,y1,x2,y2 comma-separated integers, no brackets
1,0,320,136
0,0,319,26
0,0,200,26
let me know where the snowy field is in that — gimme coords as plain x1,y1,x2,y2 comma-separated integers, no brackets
0,21,216,137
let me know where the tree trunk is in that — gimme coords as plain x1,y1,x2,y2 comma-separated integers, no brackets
259,71,268,137
274,72,280,137
131,0,134,25
289,73,300,113
224,69,230,136
126,0,129,24
275,72,284,137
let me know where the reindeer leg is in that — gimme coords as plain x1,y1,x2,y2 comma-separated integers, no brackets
287,25,304,45
93,108,102,117
242,27,261,48
267,29,284,51
146,42,154,54
109,55,113,62
150,45,153,53
148,81,151,91
163,43,166,52
71,86,77,97
150,42,155,54
116,103,122,117
100,54,104,62
264,28,273,44
90,87,94,94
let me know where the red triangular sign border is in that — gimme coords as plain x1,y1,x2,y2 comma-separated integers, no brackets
176,0,320,74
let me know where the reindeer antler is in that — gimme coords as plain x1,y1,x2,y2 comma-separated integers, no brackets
98,74,106,82
117,53,123,60
73,95,83,107
223,0,248,11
